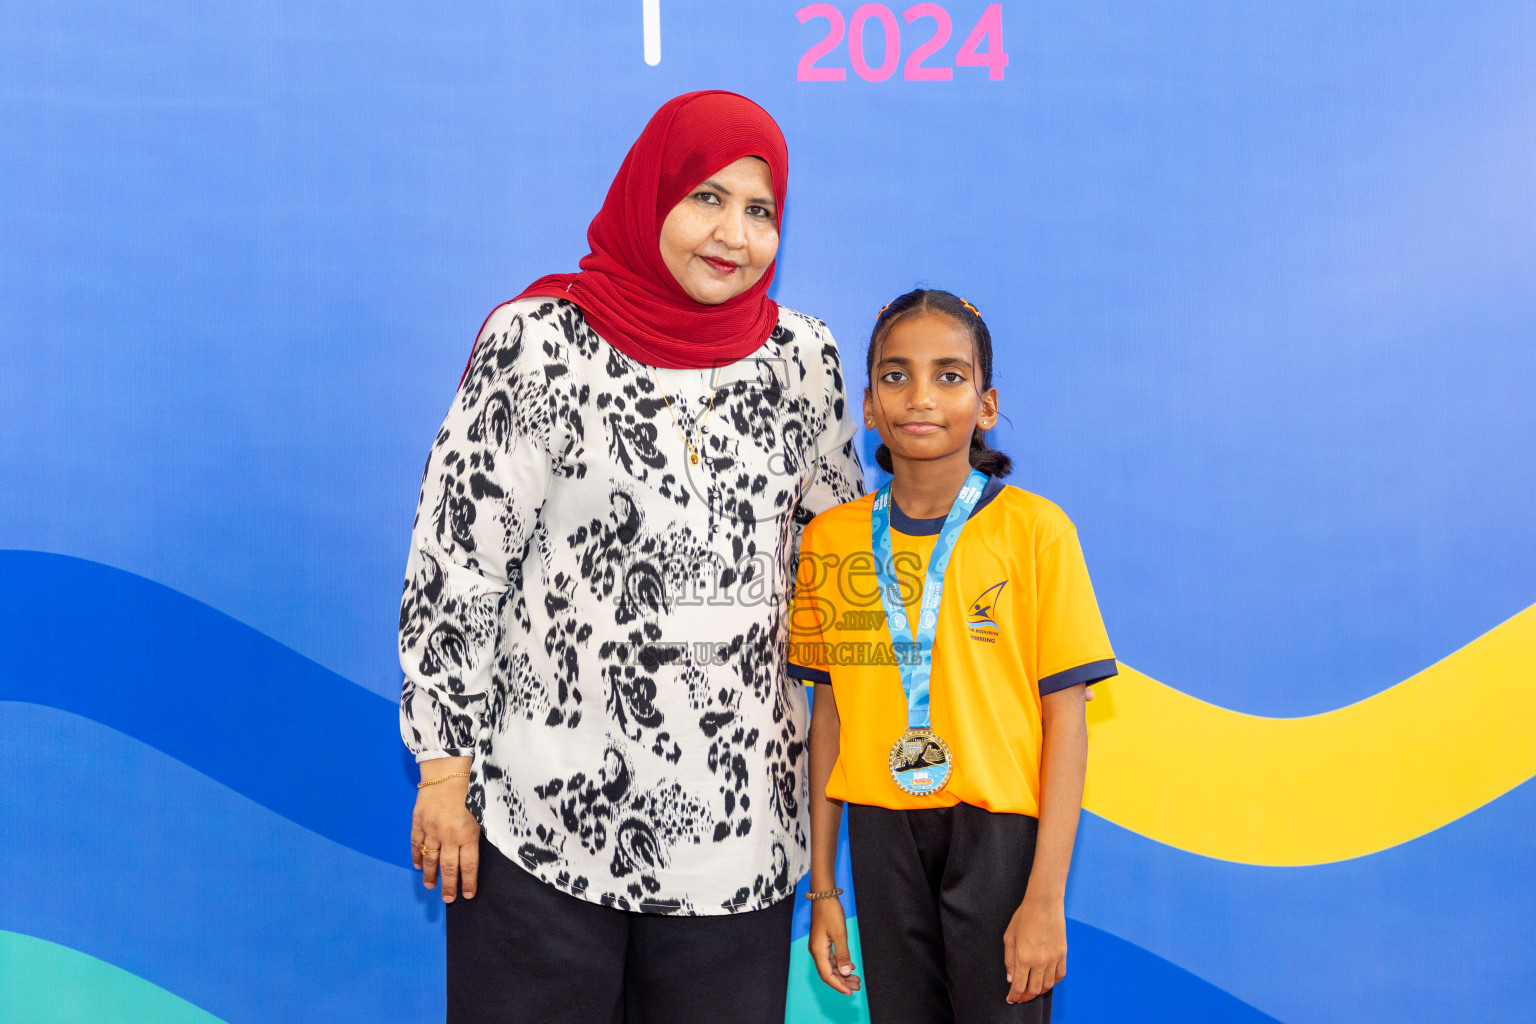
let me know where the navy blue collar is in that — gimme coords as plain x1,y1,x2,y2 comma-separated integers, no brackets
890,474,1005,536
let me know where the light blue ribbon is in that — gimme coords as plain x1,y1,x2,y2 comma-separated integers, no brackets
871,469,988,729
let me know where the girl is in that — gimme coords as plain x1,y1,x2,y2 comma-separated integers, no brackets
789,289,1117,1023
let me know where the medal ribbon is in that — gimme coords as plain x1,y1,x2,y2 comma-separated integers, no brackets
871,469,989,730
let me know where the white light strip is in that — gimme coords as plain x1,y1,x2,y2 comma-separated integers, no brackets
643,0,661,66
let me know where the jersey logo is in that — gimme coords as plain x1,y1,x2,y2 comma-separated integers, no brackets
967,580,1007,643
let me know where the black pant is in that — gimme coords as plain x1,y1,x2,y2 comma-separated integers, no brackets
446,837,793,1024
848,802,1051,1024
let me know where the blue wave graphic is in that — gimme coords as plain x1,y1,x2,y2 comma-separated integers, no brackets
1053,921,1281,1023
0,702,442,1024
0,550,414,866
1068,785,1536,1023
0,698,1279,1024
4,551,1532,1022
0,929,229,1024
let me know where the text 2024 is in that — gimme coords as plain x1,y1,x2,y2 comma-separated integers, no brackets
796,3,1008,82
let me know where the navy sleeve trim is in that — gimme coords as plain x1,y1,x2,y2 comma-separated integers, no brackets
1038,658,1118,696
787,662,832,686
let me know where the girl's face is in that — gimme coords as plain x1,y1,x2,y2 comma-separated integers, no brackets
865,312,998,468
658,156,780,305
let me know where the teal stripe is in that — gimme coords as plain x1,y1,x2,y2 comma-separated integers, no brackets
0,930,227,1024
785,915,872,1024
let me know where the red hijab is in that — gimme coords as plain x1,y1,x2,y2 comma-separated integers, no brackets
515,91,789,369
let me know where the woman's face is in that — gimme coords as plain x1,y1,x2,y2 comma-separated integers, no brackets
659,156,779,305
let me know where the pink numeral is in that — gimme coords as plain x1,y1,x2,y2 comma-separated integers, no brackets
797,3,847,81
955,3,1008,80
902,3,953,81
849,4,901,82
798,4,1006,83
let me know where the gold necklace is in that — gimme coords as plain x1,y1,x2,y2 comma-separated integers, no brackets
649,366,719,466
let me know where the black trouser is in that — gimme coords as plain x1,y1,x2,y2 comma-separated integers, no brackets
848,802,1051,1024
446,836,793,1024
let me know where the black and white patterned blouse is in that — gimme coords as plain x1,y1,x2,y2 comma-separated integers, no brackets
399,298,864,915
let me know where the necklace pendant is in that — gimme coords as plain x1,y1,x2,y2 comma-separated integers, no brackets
690,452,700,466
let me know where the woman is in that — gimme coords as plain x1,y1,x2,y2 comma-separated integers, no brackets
399,91,863,1022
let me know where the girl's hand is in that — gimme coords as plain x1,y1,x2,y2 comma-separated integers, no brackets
410,757,481,903
809,898,862,995
1002,894,1067,1003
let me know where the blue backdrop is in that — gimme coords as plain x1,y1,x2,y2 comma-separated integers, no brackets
3,2,1534,1021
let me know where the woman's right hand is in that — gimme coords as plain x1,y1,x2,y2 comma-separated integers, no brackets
411,757,481,903
809,896,862,995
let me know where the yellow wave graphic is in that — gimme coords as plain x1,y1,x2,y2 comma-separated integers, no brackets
1083,603,1536,865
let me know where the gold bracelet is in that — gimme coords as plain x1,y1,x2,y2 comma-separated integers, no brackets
417,771,472,789
804,887,844,901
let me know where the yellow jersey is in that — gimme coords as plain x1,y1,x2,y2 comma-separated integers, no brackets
788,476,1117,815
